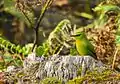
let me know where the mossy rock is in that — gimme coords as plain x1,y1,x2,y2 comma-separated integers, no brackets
67,69,120,84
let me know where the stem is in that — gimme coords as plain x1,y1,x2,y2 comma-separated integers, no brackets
112,48,118,70
32,0,53,52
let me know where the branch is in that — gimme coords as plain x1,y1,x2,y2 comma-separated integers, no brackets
32,0,53,52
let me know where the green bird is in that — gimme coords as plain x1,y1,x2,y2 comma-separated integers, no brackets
71,32,97,59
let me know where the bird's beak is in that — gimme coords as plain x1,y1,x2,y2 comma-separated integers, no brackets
70,34,81,37
70,35,76,37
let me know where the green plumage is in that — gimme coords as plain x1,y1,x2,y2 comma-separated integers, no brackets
72,32,97,59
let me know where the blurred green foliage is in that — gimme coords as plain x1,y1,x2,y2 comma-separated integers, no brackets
0,37,34,70
36,42,49,56
93,4,120,28
4,0,34,27
36,19,75,56
0,37,33,55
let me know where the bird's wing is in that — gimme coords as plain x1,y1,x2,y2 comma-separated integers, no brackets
86,41,97,59
86,41,94,52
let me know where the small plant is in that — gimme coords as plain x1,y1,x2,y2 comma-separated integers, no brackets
36,19,76,56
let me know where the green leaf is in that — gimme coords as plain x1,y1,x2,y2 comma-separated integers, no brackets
18,49,23,54
36,46,44,56
22,47,29,55
10,44,16,53
74,12,93,19
4,55,13,63
16,45,21,52
116,35,120,44
93,5,120,13
14,58,22,66
1,39,6,44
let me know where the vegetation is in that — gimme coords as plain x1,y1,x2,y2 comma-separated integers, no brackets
68,69,120,84
1,0,120,83
40,77,62,84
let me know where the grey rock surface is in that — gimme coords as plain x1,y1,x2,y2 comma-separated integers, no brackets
23,53,105,82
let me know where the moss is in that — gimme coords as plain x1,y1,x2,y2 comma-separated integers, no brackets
67,77,86,84
40,77,62,84
77,66,82,76
67,69,120,84
85,69,112,82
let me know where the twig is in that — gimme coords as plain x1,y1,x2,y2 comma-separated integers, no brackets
21,10,34,28
17,4,33,28
32,0,53,52
112,48,118,70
